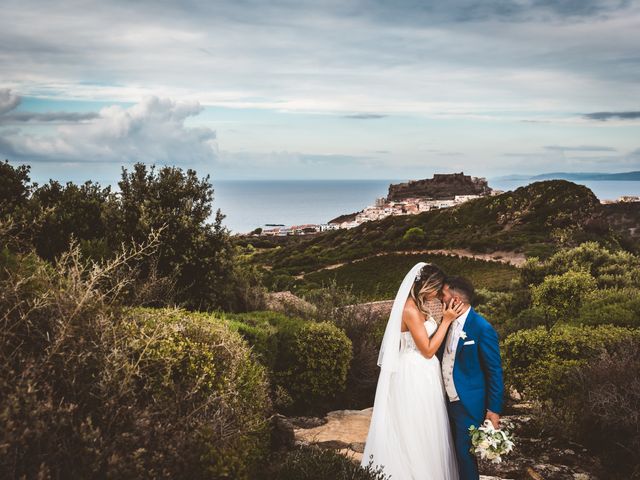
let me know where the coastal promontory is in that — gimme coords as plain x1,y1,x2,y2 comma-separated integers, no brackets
387,172,491,201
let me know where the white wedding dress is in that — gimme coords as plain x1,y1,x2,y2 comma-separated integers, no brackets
361,262,459,480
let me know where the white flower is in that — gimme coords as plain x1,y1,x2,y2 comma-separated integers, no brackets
468,421,515,464
460,331,467,340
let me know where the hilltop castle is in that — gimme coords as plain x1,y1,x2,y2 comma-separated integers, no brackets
387,172,491,201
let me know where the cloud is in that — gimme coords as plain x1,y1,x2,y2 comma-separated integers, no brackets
0,92,217,164
0,87,99,124
343,113,387,120
0,89,20,115
583,111,640,121
1,1,639,118
217,150,374,169
544,145,617,152
2,112,99,123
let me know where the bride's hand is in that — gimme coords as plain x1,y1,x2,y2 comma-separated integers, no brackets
442,299,465,324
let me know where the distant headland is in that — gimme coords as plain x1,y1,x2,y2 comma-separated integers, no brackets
497,171,640,182
247,172,639,237
387,172,492,201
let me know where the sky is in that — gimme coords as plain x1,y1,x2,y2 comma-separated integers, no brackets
1,0,640,183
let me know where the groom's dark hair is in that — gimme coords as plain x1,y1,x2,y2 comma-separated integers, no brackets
445,276,475,304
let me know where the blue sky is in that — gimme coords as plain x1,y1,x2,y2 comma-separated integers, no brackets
1,0,639,183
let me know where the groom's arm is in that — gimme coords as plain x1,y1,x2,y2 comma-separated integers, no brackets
478,322,504,416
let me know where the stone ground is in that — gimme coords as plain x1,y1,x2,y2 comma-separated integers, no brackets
278,402,602,480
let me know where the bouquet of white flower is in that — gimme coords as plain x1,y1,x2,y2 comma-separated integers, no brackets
468,419,515,464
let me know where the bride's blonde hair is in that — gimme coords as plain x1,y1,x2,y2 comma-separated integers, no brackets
409,264,445,318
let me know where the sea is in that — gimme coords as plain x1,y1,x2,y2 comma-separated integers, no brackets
211,179,640,235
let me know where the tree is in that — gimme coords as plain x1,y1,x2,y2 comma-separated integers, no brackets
402,227,425,245
31,180,112,261
531,270,597,328
0,160,33,218
109,163,239,311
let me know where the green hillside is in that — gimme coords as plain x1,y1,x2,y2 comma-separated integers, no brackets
302,253,518,301
250,180,619,276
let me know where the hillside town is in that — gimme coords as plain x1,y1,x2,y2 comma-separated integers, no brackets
250,173,640,237
254,173,496,237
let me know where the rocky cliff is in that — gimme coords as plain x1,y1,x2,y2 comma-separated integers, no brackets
387,172,491,201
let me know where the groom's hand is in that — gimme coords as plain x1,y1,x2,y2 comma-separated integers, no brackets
485,410,500,429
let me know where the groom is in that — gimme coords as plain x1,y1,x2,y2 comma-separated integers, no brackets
437,276,504,480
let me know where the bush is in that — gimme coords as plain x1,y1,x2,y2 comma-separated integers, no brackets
530,270,597,327
263,446,389,480
402,227,425,245
123,307,272,479
224,310,353,414
502,324,640,401
521,242,640,289
303,281,389,410
275,321,353,414
537,339,640,479
577,288,640,328
0,238,271,479
474,288,515,338
1,161,258,313
227,314,280,370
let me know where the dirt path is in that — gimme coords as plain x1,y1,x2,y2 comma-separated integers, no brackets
294,249,526,279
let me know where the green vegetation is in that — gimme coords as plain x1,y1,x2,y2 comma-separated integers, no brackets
263,446,389,480
300,253,518,301
0,241,271,479
530,270,598,328
502,324,640,400
0,160,265,312
224,311,353,414
251,180,621,277
494,242,640,479
3,159,640,478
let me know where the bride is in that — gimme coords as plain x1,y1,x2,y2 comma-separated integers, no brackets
361,262,462,479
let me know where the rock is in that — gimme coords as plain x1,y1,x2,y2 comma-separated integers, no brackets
526,467,545,480
292,408,373,465
293,408,372,448
509,386,523,401
287,406,602,479
350,442,365,453
387,172,491,201
272,414,296,449
289,416,327,429
265,291,317,316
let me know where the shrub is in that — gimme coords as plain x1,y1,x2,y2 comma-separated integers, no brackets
402,227,425,245
224,310,353,414
530,270,597,327
0,238,271,479
537,339,640,479
1,161,256,312
521,242,640,289
263,446,389,480
227,314,280,370
122,307,272,479
577,288,640,328
303,281,388,409
276,321,353,413
502,324,640,401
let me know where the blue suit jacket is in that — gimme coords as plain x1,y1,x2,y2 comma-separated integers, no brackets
438,307,504,423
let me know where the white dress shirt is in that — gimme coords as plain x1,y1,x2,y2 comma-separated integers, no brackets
442,306,471,402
